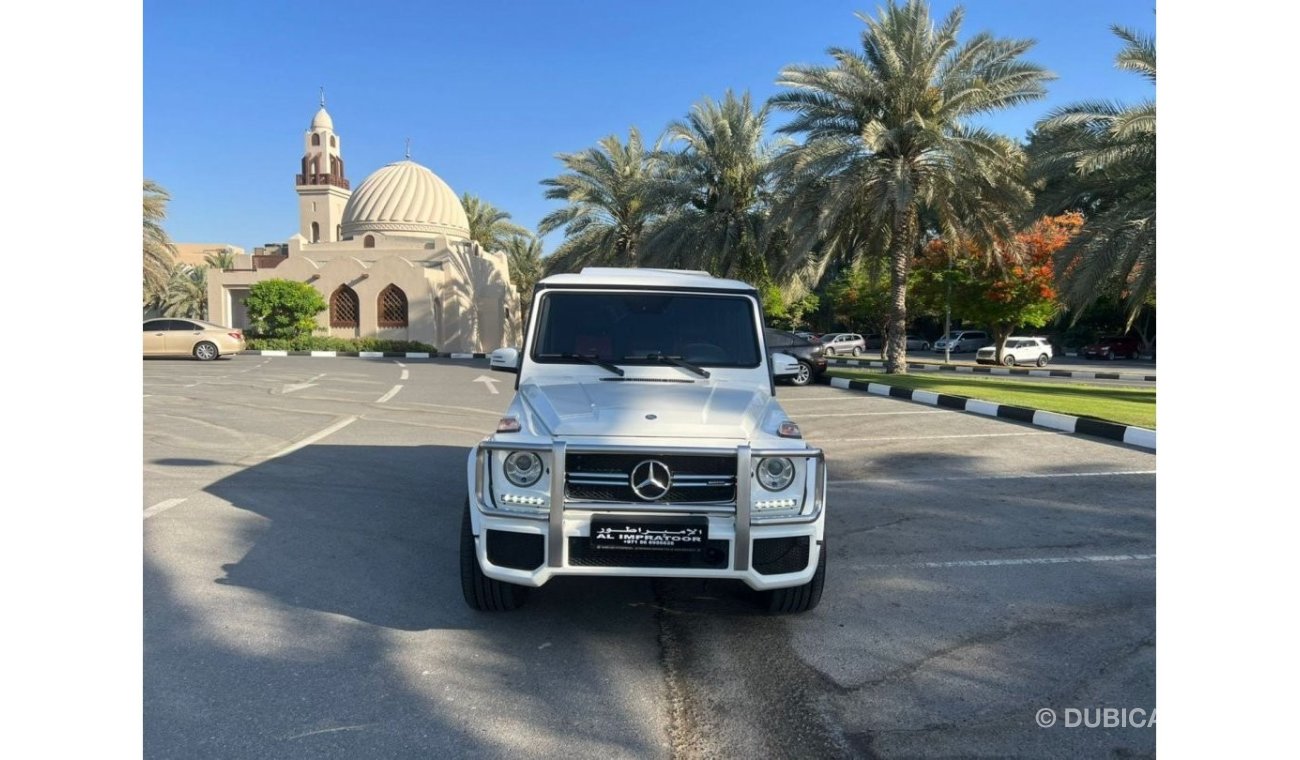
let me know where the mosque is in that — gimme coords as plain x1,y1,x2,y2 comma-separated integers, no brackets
206,100,521,353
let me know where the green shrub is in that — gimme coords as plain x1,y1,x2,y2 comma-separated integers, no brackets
244,280,328,339
245,336,437,353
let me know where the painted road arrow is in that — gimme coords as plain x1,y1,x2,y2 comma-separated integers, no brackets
281,373,325,394
473,375,500,395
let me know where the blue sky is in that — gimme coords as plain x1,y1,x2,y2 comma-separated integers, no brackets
144,0,1155,253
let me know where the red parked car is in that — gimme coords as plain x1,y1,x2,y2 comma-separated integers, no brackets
1081,335,1142,360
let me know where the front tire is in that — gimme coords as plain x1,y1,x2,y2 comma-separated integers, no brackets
1002,354,1016,367
193,341,219,361
460,500,529,611
765,539,827,614
791,361,814,386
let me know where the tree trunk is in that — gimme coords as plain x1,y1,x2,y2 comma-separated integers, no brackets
884,208,917,374
993,324,1012,364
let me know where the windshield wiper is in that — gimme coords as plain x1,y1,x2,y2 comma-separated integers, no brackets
539,352,625,377
627,353,711,379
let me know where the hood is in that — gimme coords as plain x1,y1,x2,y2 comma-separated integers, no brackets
519,377,772,439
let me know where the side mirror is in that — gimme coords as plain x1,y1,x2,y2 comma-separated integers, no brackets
489,347,519,373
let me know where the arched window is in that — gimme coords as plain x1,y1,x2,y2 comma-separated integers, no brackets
330,136,336,147
378,285,409,327
364,235,375,249
336,225,342,240
311,133,321,146
330,285,359,327
310,222,320,242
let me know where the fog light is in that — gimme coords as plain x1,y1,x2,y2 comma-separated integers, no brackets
500,493,548,507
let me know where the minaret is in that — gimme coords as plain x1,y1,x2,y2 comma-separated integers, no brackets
296,90,351,243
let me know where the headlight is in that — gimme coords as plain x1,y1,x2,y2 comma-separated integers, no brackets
756,457,795,491
504,451,543,487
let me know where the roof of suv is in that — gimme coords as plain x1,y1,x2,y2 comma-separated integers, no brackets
537,267,757,293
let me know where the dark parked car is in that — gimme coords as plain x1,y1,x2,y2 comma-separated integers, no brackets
1081,335,1142,360
766,328,827,386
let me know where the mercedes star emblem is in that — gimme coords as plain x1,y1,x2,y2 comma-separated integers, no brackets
629,459,672,501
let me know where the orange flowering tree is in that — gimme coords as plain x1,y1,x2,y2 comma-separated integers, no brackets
913,213,1082,363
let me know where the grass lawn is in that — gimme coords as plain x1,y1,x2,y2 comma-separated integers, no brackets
826,369,1156,429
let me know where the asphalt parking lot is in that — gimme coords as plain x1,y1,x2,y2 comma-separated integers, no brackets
144,355,1155,759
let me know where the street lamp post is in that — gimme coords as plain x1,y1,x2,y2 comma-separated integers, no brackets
943,255,952,364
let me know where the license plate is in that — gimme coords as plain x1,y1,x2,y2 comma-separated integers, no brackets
591,515,708,551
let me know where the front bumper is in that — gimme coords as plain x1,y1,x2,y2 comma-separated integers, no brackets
466,441,827,591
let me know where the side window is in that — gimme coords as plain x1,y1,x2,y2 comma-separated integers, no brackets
144,320,163,332
172,321,199,331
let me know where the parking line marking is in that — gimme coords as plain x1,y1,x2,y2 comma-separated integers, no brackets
267,416,358,459
857,553,1156,569
828,469,1155,486
400,369,409,380
395,361,406,368
143,498,186,520
376,384,404,403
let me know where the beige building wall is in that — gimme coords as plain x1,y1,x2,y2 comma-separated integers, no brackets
209,238,521,353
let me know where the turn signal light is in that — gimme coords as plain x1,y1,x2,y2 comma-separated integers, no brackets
496,416,522,433
778,420,802,439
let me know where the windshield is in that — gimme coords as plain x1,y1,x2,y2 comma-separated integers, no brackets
531,291,762,368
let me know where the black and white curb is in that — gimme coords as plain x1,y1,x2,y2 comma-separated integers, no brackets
828,357,1155,383
824,375,1156,450
243,350,487,359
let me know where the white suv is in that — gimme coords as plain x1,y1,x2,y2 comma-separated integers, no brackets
975,336,1054,367
464,268,828,613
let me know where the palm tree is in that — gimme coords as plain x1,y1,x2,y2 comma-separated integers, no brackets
538,128,666,274
161,263,207,319
503,234,544,325
1029,26,1155,325
144,179,178,305
203,247,237,271
641,91,780,280
770,1,1050,372
461,192,531,252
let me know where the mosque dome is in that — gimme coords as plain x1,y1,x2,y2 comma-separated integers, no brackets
340,160,471,241
310,107,334,131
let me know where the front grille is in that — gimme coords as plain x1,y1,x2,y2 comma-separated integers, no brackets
566,453,736,504
568,537,730,568
753,536,811,575
486,529,545,571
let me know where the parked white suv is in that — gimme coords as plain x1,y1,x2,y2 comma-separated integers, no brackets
976,336,1054,367
464,268,828,613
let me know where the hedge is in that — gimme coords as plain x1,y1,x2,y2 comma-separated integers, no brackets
245,336,437,352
